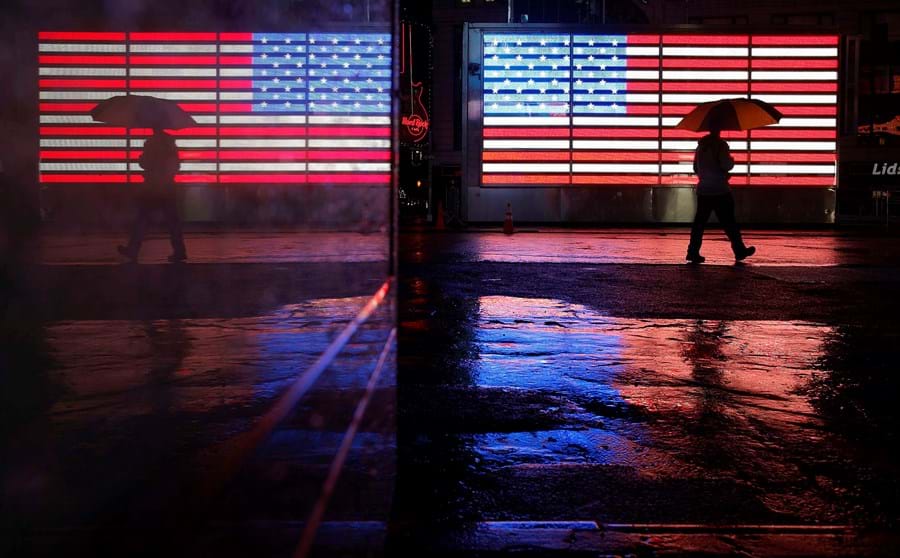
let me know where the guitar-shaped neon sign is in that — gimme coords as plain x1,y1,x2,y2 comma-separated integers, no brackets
401,22,430,143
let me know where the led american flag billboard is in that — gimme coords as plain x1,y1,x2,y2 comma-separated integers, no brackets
38,31,391,185
482,33,838,188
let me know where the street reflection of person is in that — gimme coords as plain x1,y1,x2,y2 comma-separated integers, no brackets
118,128,186,263
686,129,755,264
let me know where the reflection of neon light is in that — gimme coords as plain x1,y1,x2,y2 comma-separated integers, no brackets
38,31,392,186
473,296,626,400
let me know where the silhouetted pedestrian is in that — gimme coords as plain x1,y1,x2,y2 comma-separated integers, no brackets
686,129,755,264
118,129,186,263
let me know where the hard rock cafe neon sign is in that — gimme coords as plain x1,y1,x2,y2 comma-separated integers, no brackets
401,22,430,143
402,113,429,142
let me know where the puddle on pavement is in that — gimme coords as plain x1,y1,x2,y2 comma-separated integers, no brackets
33,296,371,423
2,294,394,530
475,428,640,467
398,293,900,525
473,296,832,487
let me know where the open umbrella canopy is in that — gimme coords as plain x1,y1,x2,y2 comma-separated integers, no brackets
90,94,196,130
676,98,783,132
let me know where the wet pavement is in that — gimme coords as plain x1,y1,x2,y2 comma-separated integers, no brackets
1,231,396,557
3,228,900,556
394,229,900,556
36,231,389,265
401,228,900,267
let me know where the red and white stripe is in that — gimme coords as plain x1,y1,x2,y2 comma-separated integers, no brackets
659,35,750,186
306,114,391,184
483,116,571,185
748,35,838,187
39,32,129,184
128,32,219,184
571,34,660,186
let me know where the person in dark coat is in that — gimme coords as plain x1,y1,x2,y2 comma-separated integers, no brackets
118,128,186,262
686,128,755,264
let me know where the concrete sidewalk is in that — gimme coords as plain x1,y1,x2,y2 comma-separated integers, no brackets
401,228,900,266
27,227,900,267
34,230,389,265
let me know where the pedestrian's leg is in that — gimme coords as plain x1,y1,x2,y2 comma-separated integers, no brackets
123,204,149,257
688,195,714,257
165,200,186,260
713,193,747,256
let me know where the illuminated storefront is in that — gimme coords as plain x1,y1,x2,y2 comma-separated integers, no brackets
462,26,841,223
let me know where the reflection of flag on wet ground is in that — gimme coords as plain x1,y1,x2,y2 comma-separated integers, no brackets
481,33,837,189
38,31,391,186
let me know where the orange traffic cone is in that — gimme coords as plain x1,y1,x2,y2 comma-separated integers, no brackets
503,202,514,235
435,202,445,230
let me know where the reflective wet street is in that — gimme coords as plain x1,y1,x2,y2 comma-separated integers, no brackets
401,229,900,267
393,230,900,555
3,229,900,556
2,232,396,557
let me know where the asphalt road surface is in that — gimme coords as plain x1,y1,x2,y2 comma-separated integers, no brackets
394,229,900,556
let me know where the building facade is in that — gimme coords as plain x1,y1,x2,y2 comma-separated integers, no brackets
426,0,900,223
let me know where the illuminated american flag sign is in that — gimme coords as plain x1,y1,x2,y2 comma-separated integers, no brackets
38,31,391,186
481,33,838,189
483,34,570,185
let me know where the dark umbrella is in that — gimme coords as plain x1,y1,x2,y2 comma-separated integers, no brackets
90,94,196,129
676,97,783,132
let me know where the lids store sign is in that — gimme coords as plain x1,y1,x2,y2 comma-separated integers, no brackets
873,163,900,176
842,161,900,188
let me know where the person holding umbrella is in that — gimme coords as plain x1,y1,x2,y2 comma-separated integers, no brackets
677,98,782,264
91,94,195,263
117,126,185,262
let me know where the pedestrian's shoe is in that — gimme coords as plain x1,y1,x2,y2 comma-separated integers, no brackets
735,246,756,262
168,252,187,263
686,252,705,264
117,245,137,262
